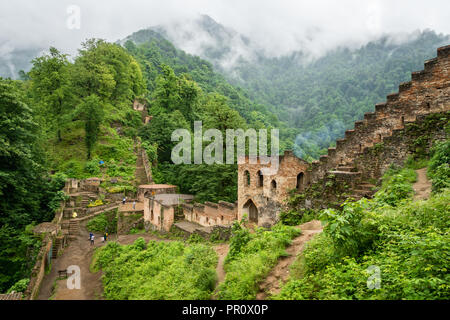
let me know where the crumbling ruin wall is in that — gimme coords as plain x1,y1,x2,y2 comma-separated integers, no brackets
236,45,450,225
182,201,237,227
307,45,450,185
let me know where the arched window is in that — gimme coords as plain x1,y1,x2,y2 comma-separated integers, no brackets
257,170,264,187
296,173,304,191
244,170,251,186
271,180,277,191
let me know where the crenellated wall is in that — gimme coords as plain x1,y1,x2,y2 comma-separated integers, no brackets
236,44,450,226
307,45,450,186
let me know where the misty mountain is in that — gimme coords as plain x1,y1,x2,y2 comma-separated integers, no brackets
126,15,449,159
122,15,259,72
0,46,44,79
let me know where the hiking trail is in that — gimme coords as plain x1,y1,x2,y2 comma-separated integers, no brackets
256,220,323,300
413,168,432,200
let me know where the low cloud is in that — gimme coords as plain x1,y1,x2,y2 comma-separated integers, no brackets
0,0,449,59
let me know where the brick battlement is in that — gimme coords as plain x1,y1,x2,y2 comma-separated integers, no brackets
306,44,450,186
235,44,449,228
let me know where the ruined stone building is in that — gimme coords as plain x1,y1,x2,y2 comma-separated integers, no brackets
141,45,449,232
133,99,146,111
182,201,237,227
143,192,194,232
237,151,309,227
137,184,177,202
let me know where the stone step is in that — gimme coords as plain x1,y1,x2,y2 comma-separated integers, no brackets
336,166,356,172
328,171,362,176
358,184,376,191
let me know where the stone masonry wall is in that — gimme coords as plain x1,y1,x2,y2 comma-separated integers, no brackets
236,44,450,226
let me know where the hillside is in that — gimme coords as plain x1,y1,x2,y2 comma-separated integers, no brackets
137,16,449,160
121,29,296,151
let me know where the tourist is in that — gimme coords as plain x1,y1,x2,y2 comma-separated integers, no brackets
133,201,136,210
90,234,95,246
104,232,108,242
122,197,126,205
89,232,93,241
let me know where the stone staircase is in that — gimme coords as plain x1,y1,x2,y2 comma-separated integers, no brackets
135,148,149,186
307,45,450,189
327,161,377,200
51,236,65,258
68,220,79,236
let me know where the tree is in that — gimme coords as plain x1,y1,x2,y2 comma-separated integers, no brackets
29,47,72,141
72,39,145,104
139,110,190,163
76,95,104,159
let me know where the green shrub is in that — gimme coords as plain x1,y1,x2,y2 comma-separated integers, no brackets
92,238,218,300
86,210,118,233
374,167,416,206
428,140,450,193
276,176,450,300
7,278,29,294
280,209,317,226
218,223,300,300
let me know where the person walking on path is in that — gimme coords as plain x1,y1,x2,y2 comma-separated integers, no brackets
122,197,126,205
133,201,136,210
90,234,95,246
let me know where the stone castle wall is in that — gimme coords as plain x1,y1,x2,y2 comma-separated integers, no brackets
236,44,450,226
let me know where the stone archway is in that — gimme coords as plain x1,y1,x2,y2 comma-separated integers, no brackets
296,172,304,191
243,199,259,224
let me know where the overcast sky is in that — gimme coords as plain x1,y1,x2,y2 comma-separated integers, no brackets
1,0,450,58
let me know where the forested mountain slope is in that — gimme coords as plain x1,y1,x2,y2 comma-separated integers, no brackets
133,16,449,160
121,29,296,151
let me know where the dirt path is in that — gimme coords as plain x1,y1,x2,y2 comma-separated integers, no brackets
413,168,432,200
37,223,230,300
256,220,323,300
37,222,105,300
211,243,229,299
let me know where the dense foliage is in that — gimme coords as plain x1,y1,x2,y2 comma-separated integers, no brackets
226,31,449,160
29,40,145,183
86,210,118,234
427,140,450,193
134,61,252,202
276,160,450,300
0,79,68,291
124,31,295,149
217,223,300,300
92,238,218,299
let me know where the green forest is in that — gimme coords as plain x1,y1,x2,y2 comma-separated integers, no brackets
226,31,450,160
0,24,448,301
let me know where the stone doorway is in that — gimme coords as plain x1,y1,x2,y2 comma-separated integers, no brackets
244,199,258,224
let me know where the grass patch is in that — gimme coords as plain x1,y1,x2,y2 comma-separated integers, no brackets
217,223,300,300
92,238,218,300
